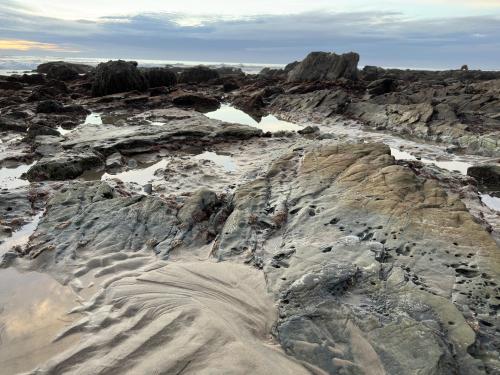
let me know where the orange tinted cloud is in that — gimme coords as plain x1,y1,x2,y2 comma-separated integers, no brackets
0,39,77,52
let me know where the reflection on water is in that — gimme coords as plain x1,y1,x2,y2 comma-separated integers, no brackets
481,194,500,212
390,148,472,175
57,112,102,135
194,151,237,172
101,159,169,185
85,112,102,125
205,104,303,132
0,267,80,374
0,211,43,256
90,151,237,187
0,162,34,189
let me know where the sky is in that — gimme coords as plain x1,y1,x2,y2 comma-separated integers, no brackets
0,0,499,69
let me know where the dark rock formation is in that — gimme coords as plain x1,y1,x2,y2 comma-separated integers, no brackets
367,78,397,96
172,93,220,111
25,124,61,139
36,100,65,113
468,165,500,187
46,64,80,81
0,80,24,90
25,151,104,181
0,116,29,132
92,60,148,97
178,66,220,84
141,68,177,88
287,51,359,82
7,73,46,85
214,67,245,78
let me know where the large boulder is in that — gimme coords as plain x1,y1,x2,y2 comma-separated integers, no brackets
287,51,359,82
37,61,93,75
141,67,177,88
178,66,219,84
91,60,148,97
25,151,104,181
467,164,500,187
36,100,64,113
172,93,220,112
46,64,80,81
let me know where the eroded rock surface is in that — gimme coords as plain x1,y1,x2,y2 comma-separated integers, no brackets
215,143,500,374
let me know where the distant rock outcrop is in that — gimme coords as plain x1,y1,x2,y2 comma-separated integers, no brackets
287,51,359,82
178,66,219,84
37,61,93,75
91,60,148,96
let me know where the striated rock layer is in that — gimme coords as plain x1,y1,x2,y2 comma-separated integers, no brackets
214,143,500,374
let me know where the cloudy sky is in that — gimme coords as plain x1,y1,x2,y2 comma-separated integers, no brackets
1,0,499,69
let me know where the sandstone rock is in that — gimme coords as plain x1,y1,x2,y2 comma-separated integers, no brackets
287,51,359,82
91,60,148,97
214,142,500,374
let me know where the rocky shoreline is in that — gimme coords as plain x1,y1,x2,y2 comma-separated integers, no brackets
0,53,499,374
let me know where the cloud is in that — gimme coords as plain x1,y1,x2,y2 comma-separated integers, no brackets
0,39,78,52
0,3,498,69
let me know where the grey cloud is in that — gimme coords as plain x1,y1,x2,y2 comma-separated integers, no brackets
0,4,499,69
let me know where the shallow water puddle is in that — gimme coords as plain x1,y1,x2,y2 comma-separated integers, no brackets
93,151,236,188
390,148,472,175
194,151,237,172
0,267,80,374
205,104,303,132
0,162,33,189
101,158,169,185
0,211,43,256
481,194,500,212
57,112,102,135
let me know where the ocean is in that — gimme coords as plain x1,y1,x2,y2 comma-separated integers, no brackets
0,55,284,75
